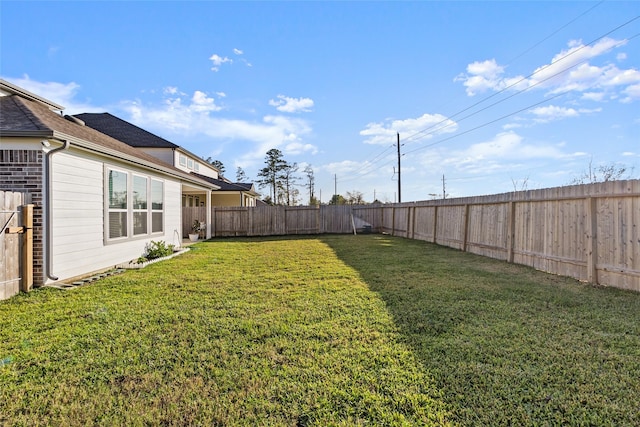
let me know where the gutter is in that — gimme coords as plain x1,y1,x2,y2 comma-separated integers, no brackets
43,138,70,281
54,132,220,190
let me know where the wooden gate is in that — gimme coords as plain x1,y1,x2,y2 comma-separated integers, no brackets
1,191,33,300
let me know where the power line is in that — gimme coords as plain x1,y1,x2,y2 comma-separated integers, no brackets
335,13,640,191
400,14,640,146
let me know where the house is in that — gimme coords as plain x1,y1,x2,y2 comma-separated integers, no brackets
0,79,221,286
74,113,259,207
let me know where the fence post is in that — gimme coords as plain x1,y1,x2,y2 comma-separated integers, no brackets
507,201,516,263
462,204,470,252
411,206,416,239
211,207,216,237
432,206,438,243
391,207,396,236
21,204,33,292
587,197,598,284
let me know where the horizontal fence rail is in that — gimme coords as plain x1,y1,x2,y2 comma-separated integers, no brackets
184,180,640,292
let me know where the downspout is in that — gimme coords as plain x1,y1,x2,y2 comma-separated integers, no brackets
43,139,70,281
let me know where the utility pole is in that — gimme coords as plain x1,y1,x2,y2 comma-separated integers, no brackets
397,132,401,203
334,174,337,204
442,174,447,199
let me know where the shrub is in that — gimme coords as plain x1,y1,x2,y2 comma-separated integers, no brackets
144,240,175,260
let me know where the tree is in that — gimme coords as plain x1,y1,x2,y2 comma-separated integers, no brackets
303,165,315,205
345,190,365,205
205,157,225,176
236,166,247,183
329,194,346,205
279,162,300,206
256,149,288,204
570,159,634,184
511,176,529,192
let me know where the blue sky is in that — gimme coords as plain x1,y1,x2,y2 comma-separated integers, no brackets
2,1,639,203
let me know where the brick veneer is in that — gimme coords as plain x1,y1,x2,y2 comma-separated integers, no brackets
0,150,45,286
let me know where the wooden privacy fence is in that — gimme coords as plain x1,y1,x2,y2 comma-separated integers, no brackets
353,180,640,292
182,180,639,292
1,190,34,300
182,205,357,238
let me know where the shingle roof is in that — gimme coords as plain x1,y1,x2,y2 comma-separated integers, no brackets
0,95,217,189
75,112,179,148
192,172,256,193
0,95,51,132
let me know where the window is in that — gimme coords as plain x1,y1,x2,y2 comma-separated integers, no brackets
179,154,187,167
106,168,165,242
108,170,127,239
151,180,164,233
187,158,194,170
194,162,200,172
133,175,148,235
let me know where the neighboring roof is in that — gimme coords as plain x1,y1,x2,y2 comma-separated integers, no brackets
0,95,219,190
77,112,222,176
75,112,179,149
0,79,65,111
192,172,258,195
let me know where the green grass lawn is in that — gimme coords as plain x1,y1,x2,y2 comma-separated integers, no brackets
1,235,639,426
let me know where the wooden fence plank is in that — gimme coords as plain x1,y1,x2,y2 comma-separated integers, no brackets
182,179,640,291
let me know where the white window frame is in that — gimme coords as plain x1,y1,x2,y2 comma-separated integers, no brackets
105,166,165,243
151,179,164,233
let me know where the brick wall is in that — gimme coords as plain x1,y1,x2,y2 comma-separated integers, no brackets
0,150,45,286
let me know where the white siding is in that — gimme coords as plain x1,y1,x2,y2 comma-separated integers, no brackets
140,147,174,165
48,150,184,283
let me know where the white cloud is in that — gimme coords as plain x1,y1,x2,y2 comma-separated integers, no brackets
285,141,319,155
268,94,314,113
216,91,227,98
581,91,605,102
621,83,640,103
454,59,511,96
360,113,458,145
191,90,222,112
233,48,243,55
437,131,580,175
122,95,316,168
456,37,638,102
529,105,579,122
209,54,232,71
2,74,103,114
502,122,522,130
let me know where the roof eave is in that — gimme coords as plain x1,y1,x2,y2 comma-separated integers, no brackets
0,79,65,111
52,131,221,190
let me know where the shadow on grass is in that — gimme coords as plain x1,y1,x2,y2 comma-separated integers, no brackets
319,234,640,426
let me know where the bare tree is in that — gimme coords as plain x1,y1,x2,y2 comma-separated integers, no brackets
511,176,529,192
282,162,300,206
345,190,365,205
570,159,634,184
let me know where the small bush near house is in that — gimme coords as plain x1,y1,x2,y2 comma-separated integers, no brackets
144,240,175,260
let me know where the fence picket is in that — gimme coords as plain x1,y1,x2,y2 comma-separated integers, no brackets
182,180,640,291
